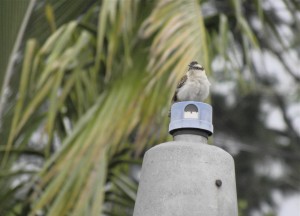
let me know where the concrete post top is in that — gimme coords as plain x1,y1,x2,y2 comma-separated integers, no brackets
133,140,238,216
169,101,213,136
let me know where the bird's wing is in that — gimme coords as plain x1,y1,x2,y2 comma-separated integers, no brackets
176,74,187,89
171,74,187,103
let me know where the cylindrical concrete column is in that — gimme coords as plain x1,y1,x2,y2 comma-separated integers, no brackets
133,102,238,216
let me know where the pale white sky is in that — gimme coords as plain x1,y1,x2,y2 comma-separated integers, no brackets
279,194,300,216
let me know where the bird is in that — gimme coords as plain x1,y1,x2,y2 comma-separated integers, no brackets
171,61,210,104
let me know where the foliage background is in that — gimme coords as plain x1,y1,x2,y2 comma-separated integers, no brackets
0,0,300,215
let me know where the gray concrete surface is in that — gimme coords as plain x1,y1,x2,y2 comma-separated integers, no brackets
133,134,238,216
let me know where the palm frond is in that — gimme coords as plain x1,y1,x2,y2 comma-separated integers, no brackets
140,0,210,87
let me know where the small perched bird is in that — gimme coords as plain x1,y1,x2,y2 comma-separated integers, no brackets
171,61,210,103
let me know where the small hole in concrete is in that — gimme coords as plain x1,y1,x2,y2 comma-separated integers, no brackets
215,179,222,187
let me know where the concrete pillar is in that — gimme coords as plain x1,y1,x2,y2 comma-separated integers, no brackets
133,102,238,216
